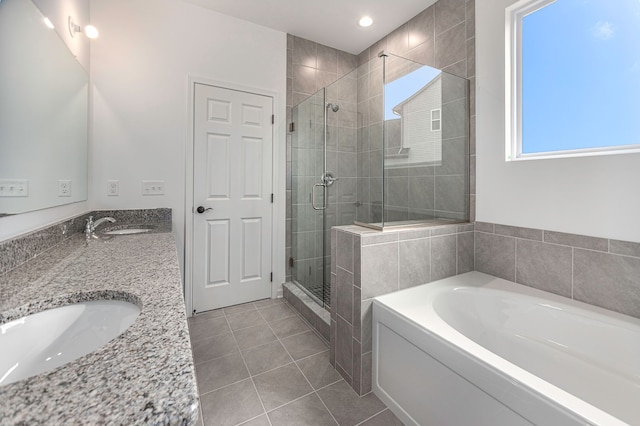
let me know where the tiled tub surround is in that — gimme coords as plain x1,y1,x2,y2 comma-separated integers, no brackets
0,223,197,423
330,223,474,395
475,222,640,320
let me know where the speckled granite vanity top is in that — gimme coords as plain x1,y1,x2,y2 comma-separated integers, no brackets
0,229,198,424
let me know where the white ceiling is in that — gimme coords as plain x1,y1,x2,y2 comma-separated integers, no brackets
180,0,437,55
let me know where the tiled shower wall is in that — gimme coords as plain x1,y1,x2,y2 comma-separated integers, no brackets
285,0,477,281
355,0,475,224
475,222,640,319
330,223,475,395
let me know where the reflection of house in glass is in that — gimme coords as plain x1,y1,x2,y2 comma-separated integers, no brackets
389,73,442,167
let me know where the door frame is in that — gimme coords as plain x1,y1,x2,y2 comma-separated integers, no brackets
184,76,284,316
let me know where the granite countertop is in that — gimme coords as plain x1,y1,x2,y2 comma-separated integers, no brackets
0,228,198,425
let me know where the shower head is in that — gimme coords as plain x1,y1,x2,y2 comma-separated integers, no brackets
326,103,339,112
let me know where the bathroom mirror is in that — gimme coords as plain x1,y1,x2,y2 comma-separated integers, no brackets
0,0,88,216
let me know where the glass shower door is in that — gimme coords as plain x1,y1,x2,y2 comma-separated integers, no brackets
290,90,328,306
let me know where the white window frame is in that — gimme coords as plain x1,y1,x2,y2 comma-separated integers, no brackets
430,108,441,131
505,0,640,161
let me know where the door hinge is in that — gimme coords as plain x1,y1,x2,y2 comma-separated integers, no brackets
271,193,274,203
270,272,273,282
271,114,274,125
289,122,295,132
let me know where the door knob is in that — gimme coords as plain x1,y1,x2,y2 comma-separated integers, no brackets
196,206,212,214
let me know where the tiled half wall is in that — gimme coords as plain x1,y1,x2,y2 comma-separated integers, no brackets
330,223,475,395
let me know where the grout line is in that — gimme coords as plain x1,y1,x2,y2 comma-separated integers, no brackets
227,307,272,425
514,238,518,283
197,376,253,399
354,408,389,426
571,247,574,300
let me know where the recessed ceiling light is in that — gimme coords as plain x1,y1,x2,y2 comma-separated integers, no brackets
358,16,373,28
43,17,55,29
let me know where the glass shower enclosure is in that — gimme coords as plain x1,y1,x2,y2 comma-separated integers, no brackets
290,52,470,308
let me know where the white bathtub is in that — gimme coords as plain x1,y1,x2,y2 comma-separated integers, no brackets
372,271,640,426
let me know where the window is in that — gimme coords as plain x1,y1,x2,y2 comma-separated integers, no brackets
505,0,640,160
431,109,441,131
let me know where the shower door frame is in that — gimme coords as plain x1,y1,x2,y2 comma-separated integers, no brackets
290,89,330,308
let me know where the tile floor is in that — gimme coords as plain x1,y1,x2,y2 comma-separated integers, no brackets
188,298,403,426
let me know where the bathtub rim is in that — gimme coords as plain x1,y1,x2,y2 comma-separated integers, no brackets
372,271,637,426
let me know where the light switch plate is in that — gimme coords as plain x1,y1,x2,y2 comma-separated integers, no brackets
0,179,29,197
142,180,165,196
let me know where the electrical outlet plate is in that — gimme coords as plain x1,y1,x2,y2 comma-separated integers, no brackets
0,179,29,197
107,180,119,196
58,180,71,197
142,180,165,196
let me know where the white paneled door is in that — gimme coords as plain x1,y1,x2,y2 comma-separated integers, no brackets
192,83,273,313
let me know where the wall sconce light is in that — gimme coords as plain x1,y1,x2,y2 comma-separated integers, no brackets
43,17,55,29
68,16,99,39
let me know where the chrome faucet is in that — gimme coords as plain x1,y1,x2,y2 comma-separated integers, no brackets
93,216,116,230
85,216,116,239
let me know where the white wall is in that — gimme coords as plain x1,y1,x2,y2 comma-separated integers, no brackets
476,0,640,243
89,0,287,281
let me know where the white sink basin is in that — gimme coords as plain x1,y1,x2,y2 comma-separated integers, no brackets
102,228,151,235
0,300,140,387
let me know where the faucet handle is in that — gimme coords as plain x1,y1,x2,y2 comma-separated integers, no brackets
85,216,94,233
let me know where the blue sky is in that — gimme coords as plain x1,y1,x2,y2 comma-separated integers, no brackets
522,0,640,153
384,66,440,120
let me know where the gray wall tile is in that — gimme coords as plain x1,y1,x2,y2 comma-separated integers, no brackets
435,22,466,70
361,242,399,299
336,230,354,272
361,351,373,395
544,230,608,252
474,222,494,233
435,0,467,35
408,6,435,50
610,240,640,258
475,232,515,281
354,236,362,287
495,224,543,241
361,232,399,246
398,228,432,240
336,267,354,324
432,234,457,281
352,339,362,394
516,240,572,298
386,24,409,55
316,44,338,73
457,231,474,274
574,249,640,318
360,299,373,353
399,238,431,289
292,37,317,68
336,315,353,377
292,65,316,94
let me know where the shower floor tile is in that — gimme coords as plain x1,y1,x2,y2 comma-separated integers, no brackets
189,299,401,426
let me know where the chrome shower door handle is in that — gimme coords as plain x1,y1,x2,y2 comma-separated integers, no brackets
311,183,326,210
